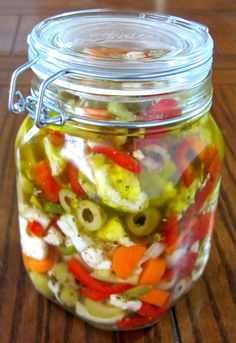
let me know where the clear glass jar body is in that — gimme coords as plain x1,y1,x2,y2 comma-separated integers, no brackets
15,84,224,330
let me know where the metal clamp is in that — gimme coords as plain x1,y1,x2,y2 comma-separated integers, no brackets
34,69,70,128
8,56,39,114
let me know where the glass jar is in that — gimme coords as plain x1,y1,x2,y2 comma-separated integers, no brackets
9,10,224,331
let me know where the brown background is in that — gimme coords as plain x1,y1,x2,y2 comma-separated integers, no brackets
0,0,236,342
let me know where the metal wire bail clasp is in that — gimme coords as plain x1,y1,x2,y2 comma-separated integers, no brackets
8,56,39,114
34,69,69,128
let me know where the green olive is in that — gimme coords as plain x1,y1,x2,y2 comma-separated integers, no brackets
29,272,53,298
52,262,77,288
59,286,79,307
77,200,105,231
126,208,160,237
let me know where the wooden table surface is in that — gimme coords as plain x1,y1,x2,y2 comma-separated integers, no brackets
0,0,236,342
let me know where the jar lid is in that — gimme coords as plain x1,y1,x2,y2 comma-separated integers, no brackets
28,10,213,95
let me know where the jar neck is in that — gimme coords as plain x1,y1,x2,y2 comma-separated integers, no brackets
30,73,212,129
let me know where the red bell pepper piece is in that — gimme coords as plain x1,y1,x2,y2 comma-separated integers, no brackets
182,212,215,246
90,144,141,173
138,300,169,319
175,138,206,187
208,155,221,180
68,258,131,295
48,130,65,147
176,252,198,280
32,160,60,203
116,315,151,329
80,287,110,301
142,99,181,120
68,163,85,196
162,269,175,282
162,213,179,245
27,221,45,238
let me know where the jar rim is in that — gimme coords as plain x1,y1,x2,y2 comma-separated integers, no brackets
28,10,214,95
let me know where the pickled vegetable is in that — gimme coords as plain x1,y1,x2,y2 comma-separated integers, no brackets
29,272,53,298
15,108,223,331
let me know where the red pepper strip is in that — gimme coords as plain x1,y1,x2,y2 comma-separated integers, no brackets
138,297,171,318
194,179,215,213
27,221,45,238
182,212,215,246
142,99,181,121
162,269,175,282
116,315,151,329
182,166,195,188
80,287,110,301
68,163,85,196
208,155,221,180
176,252,198,280
90,144,141,174
68,258,131,295
165,216,198,255
32,160,60,203
162,213,179,245
48,130,65,147
175,138,206,187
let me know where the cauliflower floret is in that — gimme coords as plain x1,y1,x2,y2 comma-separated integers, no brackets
48,280,62,304
81,247,112,270
44,227,64,246
19,216,48,260
109,294,142,311
96,216,134,246
91,163,148,213
57,214,93,252
43,136,66,176
19,204,50,228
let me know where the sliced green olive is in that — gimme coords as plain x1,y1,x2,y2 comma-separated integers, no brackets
29,272,52,298
124,285,151,298
59,286,79,307
126,208,160,236
84,298,124,319
52,262,77,288
77,200,105,231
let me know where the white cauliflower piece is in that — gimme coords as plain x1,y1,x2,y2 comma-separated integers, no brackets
19,216,48,260
92,163,148,213
81,247,112,270
19,204,50,228
110,294,142,311
44,227,64,246
57,214,93,252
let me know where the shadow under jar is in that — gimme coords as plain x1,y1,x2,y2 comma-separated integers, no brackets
9,10,224,331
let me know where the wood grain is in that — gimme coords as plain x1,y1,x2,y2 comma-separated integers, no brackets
0,1,236,342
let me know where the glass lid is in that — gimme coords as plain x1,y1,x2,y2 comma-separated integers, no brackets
28,10,213,94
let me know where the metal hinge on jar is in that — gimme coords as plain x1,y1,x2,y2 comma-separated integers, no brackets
8,57,71,128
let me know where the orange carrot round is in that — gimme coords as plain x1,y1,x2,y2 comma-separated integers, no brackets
84,107,111,119
22,254,54,273
139,258,167,285
112,245,146,279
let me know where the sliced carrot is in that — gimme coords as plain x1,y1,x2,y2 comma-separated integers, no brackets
112,245,147,279
22,254,55,273
139,258,167,285
140,289,170,308
83,107,111,119
86,48,129,58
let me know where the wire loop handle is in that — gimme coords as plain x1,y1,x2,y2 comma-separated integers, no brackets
8,57,39,114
